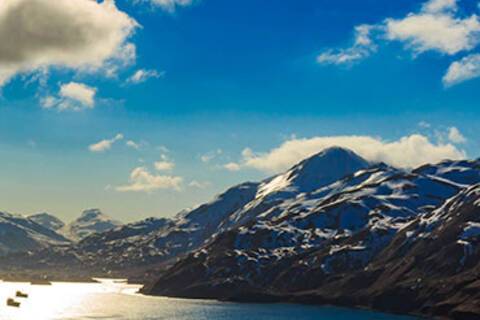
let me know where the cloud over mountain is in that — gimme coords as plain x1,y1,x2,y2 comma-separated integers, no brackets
231,134,465,173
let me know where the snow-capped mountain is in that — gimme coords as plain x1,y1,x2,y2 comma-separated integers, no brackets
0,148,365,275
144,151,480,318
76,182,259,270
29,212,65,231
0,211,69,256
71,147,370,271
256,147,370,198
62,209,122,241
218,147,371,231
4,147,480,318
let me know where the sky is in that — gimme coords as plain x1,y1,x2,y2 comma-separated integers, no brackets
0,0,479,222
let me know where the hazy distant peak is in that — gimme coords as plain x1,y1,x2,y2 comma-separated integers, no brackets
29,212,65,231
62,208,122,241
78,208,109,222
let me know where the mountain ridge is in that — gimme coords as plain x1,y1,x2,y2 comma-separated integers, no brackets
2,147,480,319
140,150,480,319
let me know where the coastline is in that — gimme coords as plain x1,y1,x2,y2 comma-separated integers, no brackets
0,274,457,319
139,291,428,320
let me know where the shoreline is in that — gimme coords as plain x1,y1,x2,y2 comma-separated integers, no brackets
140,291,429,320
0,275,457,319
0,278,424,319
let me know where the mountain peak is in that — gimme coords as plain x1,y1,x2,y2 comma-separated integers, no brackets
78,208,105,222
62,209,122,241
287,147,369,190
29,212,65,231
296,147,367,168
257,147,370,198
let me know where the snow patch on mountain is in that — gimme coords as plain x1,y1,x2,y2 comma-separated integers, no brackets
29,212,65,231
0,211,69,255
256,147,370,199
460,222,480,240
62,209,122,241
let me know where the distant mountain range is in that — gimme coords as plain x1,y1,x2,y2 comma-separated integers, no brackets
0,211,68,255
2,147,480,318
0,209,120,256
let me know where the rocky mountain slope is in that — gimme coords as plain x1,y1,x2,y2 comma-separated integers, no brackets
71,147,371,271
0,209,122,280
143,151,480,319
0,147,373,279
61,209,122,241
29,212,65,231
0,211,69,256
2,147,480,319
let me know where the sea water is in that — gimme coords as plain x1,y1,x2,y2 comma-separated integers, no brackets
0,281,418,320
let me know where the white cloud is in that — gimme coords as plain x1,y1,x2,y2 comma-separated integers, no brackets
116,166,182,192
443,53,480,86
41,96,58,109
89,133,124,153
317,0,480,85
233,134,465,173
447,126,467,143
188,180,211,189
137,0,194,12
154,154,175,171
224,162,241,172
317,25,378,65
422,0,458,13
154,160,175,171
385,0,479,56
127,68,164,84
418,121,432,128
241,147,255,159
0,0,138,87
201,149,223,163
60,82,96,107
385,13,480,55
126,140,141,150
41,82,97,111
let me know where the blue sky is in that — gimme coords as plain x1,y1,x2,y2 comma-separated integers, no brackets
0,0,479,222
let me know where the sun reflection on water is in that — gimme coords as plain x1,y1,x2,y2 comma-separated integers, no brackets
0,280,418,320
0,280,143,320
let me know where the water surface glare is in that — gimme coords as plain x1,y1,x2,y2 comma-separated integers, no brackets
0,281,418,320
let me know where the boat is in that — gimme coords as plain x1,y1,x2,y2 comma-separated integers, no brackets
15,291,28,298
6,298,20,307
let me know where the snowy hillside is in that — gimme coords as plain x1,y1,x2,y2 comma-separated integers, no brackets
4,146,480,318
29,212,65,231
62,209,122,241
256,147,370,198
0,211,69,256
73,148,371,270
77,182,259,269
145,151,480,319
